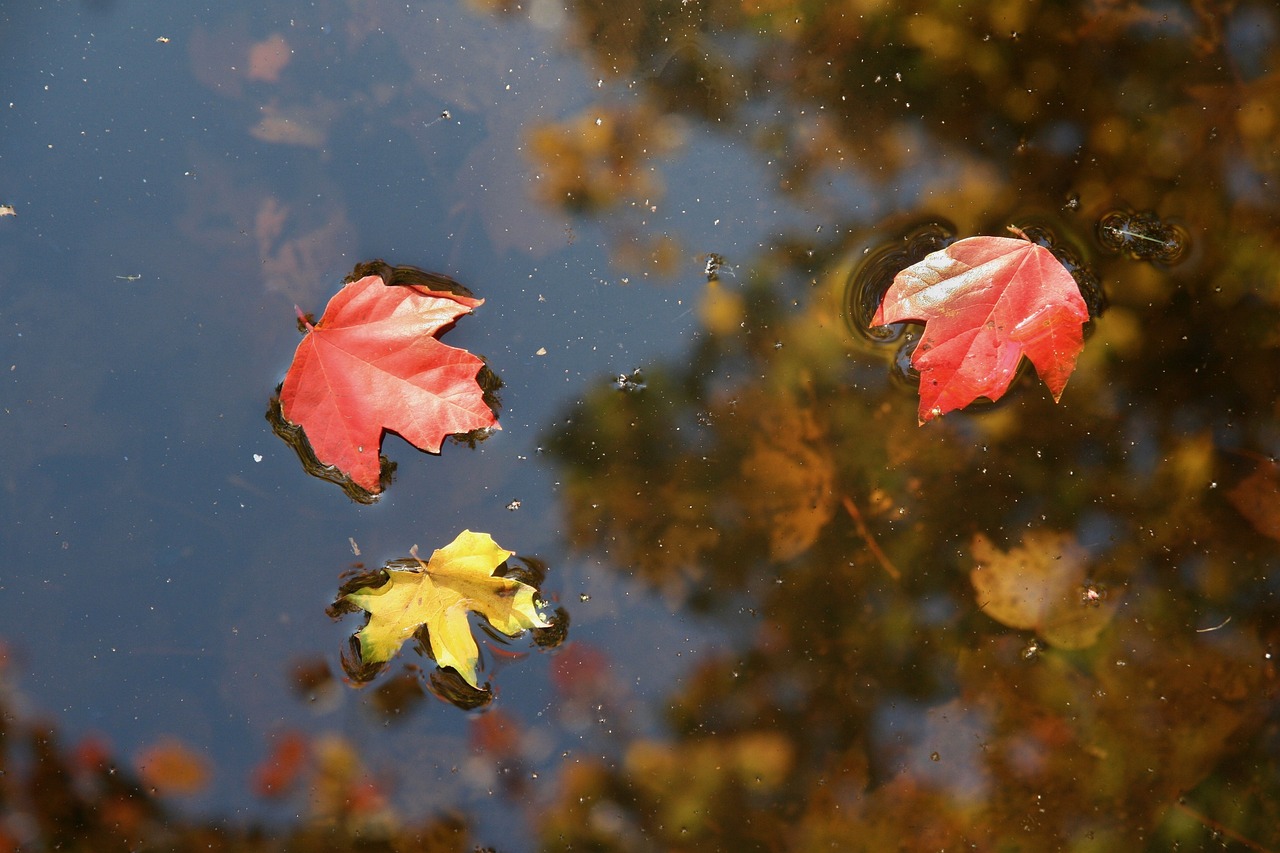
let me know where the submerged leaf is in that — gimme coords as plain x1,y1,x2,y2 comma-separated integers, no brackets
343,530,550,688
1227,463,1280,542
970,530,1117,650
738,406,835,562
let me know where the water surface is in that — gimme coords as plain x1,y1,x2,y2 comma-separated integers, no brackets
1,1,1278,849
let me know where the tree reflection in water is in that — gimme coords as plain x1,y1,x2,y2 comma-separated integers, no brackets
531,0,1280,849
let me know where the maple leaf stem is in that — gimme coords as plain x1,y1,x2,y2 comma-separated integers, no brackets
293,304,314,331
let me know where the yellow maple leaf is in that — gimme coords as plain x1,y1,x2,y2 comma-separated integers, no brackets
344,530,550,688
970,530,1118,651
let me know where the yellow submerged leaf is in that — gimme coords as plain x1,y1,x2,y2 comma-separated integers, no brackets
970,530,1118,650
344,530,551,688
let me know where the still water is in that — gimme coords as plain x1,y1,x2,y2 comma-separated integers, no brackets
1,1,1278,850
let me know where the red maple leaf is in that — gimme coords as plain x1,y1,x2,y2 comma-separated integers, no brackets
872,232,1089,423
279,274,498,492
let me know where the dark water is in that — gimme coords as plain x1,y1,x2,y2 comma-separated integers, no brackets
2,1,1278,850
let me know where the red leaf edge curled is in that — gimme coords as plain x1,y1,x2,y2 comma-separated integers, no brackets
279,275,498,492
871,233,1089,424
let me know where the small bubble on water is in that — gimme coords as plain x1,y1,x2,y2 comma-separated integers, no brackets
579,593,591,602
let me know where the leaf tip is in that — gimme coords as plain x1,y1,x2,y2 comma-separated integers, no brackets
917,404,943,425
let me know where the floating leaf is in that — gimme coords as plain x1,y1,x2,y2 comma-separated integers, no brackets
342,530,550,689
279,273,498,493
873,232,1089,422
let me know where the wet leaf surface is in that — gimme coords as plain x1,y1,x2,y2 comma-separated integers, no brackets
873,233,1090,422
340,530,550,689
279,273,497,494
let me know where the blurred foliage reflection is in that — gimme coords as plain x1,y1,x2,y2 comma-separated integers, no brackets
532,0,1280,849
8,0,1280,849
0,645,475,852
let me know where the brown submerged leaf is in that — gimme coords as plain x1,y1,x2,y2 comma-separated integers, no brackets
739,405,835,562
1227,463,1280,542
